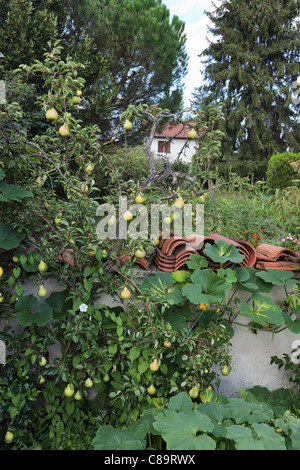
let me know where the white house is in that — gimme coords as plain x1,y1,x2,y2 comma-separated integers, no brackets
151,122,200,163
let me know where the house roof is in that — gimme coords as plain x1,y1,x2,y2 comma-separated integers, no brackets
154,122,199,139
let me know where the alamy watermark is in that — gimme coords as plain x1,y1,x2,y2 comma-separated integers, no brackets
291,340,300,365
0,80,6,105
292,79,300,105
95,197,205,248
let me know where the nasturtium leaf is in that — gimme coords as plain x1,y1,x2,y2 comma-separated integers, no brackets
255,269,295,286
203,240,245,264
235,267,273,293
46,290,72,319
182,269,232,305
139,272,184,305
171,270,190,283
225,398,274,424
197,402,229,438
282,306,300,334
92,425,146,450
226,423,286,450
163,306,186,331
0,223,24,250
153,410,216,450
14,294,53,327
238,292,284,326
217,268,237,284
167,391,194,414
186,254,209,270
0,181,33,202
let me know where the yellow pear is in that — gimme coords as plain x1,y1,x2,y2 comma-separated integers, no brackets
123,210,133,221
84,162,94,174
174,196,184,209
147,384,156,395
135,248,146,258
80,183,88,194
59,124,70,137
37,285,47,298
188,128,197,139
45,108,58,122
64,383,74,397
38,260,48,273
149,358,159,372
120,286,131,299
124,119,133,130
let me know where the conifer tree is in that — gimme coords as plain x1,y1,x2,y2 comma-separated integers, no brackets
196,0,300,178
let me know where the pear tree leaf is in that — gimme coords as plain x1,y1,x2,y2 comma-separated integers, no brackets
238,292,284,326
92,425,146,450
153,410,216,450
203,240,245,264
182,269,232,305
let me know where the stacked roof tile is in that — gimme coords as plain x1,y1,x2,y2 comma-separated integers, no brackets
149,233,300,272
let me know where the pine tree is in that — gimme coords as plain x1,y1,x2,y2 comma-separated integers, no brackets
196,0,300,179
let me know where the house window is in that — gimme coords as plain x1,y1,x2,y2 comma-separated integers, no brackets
158,140,170,153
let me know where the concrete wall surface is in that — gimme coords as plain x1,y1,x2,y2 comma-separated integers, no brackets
1,278,299,397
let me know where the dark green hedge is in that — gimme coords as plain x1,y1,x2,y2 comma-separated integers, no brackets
266,152,300,189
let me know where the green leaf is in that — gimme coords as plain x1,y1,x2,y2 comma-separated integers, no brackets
92,425,146,450
196,402,229,438
137,359,149,375
139,272,184,305
235,267,273,293
0,223,24,250
128,346,141,362
163,306,186,331
14,295,53,327
282,306,300,334
226,398,274,424
226,423,286,450
238,292,284,326
255,269,295,286
186,254,209,270
46,290,72,319
171,270,190,283
203,240,245,264
182,269,232,304
153,410,216,450
0,181,33,202
167,392,194,414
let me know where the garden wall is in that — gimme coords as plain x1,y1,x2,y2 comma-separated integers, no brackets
1,277,298,398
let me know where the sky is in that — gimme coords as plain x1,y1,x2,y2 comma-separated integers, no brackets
162,0,222,106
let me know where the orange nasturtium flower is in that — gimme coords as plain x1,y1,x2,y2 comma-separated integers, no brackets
200,303,209,311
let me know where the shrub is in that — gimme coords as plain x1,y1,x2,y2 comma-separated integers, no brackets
266,152,300,189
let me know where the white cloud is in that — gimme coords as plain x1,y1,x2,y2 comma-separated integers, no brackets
163,0,222,105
